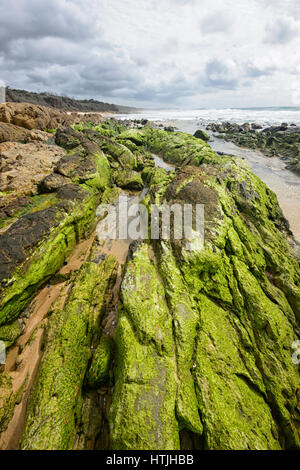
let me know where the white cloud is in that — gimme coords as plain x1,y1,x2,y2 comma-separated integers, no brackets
0,0,299,107
200,11,232,35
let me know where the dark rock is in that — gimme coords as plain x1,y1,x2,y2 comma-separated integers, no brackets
39,173,70,193
55,127,82,150
193,129,209,142
54,154,83,177
0,196,30,219
0,205,64,282
56,184,90,202
251,123,262,130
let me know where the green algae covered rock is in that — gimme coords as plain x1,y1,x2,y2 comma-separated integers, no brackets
20,255,118,450
1,122,300,450
113,169,143,190
193,129,210,142
85,335,113,389
0,185,100,327
110,244,180,450
0,320,23,348
109,127,300,450
0,372,27,435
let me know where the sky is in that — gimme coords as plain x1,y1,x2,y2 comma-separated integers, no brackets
0,0,300,108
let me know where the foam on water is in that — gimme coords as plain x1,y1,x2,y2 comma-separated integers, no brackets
116,107,300,126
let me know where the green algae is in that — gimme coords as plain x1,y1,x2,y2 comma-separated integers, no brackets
110,244,180,449
19,256,118,450
157,242,202,435
0,372,28,435
85,336,113,389
1,122,299,450
194,295,281,450
0,320,22,348
0,188,100,327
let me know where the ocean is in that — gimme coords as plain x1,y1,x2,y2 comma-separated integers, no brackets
115,107,300,127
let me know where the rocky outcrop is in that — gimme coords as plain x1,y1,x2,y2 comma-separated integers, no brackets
0,102,72,131
110,127,300,450
207,121,300,173
0,102,111,136
0,122,50,144
0,142,65,195
0,120,299,450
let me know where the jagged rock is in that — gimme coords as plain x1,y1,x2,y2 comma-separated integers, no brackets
251,123,263,130
0,142,65,196
207,120,300,172
38,173,71,193
0,102,72,131
0,122,50,144
0,183,101,326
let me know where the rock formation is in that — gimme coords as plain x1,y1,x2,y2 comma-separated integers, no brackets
207,121,300,173
0,116,299,450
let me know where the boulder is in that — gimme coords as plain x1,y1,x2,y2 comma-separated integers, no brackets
38,173,71,193
113,169,143,190
193,129,210,142
0,122,49,143
0,142,65,195
0,102,71,131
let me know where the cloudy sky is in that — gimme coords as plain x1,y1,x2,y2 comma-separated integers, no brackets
0,0,300,108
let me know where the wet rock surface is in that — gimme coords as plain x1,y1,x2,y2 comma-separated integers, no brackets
207,121,300,173
0,116,299,450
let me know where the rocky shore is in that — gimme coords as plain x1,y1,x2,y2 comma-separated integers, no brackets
0,103,299,450
207,121,300,173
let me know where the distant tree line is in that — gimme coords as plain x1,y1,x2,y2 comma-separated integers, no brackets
5,87,136,113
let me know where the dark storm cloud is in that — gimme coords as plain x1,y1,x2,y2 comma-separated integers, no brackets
0,0,94,52
0,0,144,102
